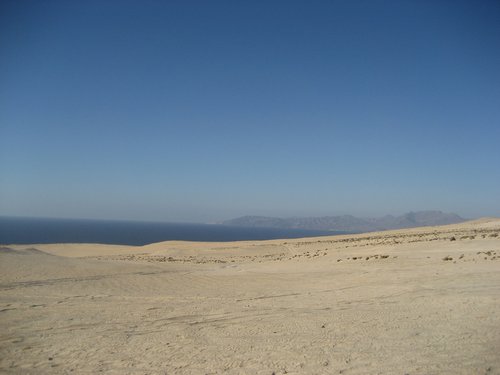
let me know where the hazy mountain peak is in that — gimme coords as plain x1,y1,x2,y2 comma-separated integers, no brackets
222,211,466,233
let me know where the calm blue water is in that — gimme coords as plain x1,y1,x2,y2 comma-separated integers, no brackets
0,217,341,245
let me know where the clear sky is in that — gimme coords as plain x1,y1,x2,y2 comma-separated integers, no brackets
1,0,499,223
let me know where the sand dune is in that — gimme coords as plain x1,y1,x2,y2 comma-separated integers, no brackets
1,219,500,374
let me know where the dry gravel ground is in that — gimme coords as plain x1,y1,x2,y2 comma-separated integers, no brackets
1,218,500,374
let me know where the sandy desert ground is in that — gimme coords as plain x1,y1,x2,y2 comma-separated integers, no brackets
1,218,500,374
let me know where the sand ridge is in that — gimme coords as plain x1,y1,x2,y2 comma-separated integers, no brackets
1,219,500,374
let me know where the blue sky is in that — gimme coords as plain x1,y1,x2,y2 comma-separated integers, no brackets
1,0,499,222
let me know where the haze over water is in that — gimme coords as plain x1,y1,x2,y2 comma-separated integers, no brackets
0,217,338,245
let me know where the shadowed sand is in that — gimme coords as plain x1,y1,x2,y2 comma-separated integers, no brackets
1,218,500,374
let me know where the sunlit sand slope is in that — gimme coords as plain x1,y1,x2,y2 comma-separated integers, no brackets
1,218,500,374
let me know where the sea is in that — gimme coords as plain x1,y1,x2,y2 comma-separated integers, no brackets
0,216,341,246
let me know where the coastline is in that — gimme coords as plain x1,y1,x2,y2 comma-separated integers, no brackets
1,218,500,374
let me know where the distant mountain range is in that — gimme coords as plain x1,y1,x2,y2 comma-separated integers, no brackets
221,211,466,233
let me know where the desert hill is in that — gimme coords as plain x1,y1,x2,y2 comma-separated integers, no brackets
1,218,499,374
